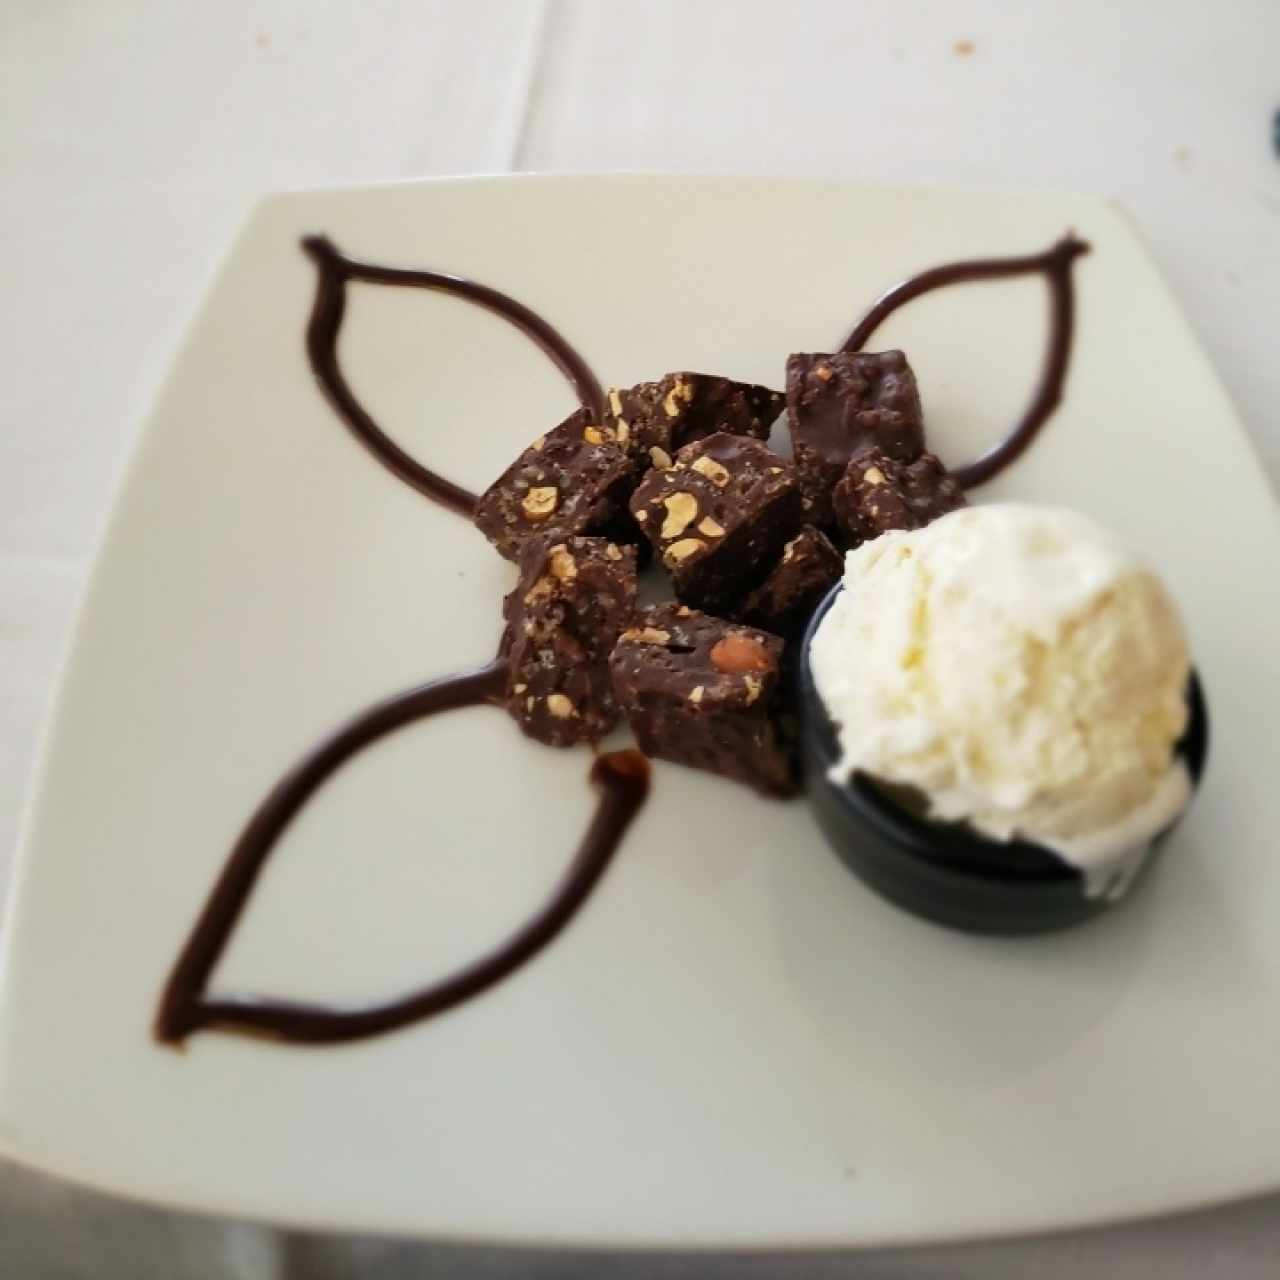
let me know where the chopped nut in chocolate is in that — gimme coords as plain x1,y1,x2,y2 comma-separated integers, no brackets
735,525,843,635
502,536,638,746
629,432,802,612
786,350,925,524
832,449,966,546
605,372,783,476
609,604,795,796
474,409,633,561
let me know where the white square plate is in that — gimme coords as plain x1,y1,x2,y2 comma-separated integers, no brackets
1,175,1277,1248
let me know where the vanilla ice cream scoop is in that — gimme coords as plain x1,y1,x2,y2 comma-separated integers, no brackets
808,504,1195,900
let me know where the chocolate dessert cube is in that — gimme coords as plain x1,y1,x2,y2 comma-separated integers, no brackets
629,433,802,612
787,350,926,524
609,604,795,796
832,449,966,547
605,372,783,475
502,536,638,747
474,409,633,562
735,525,843,636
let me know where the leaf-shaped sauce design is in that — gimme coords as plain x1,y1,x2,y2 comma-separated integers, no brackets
842,234,1090,489
155,660,649,1046
158,230,1088,1049
302,236,606,515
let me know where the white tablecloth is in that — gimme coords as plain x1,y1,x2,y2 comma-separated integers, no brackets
3,2,1277,1274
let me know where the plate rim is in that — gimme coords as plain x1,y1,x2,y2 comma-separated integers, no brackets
1,170,1276,1248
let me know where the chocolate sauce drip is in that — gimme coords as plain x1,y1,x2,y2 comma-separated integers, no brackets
302,237,606,516
155,658,649,1046
842,235,1089,489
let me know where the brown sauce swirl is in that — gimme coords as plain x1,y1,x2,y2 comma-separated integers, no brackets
155,659,649,1046
302,236,606,516
843,234,1089,489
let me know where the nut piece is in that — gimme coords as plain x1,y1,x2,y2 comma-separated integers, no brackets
863,466,886,486
664,538,706,565
688,684,705,704
546,693,576,719
531,434,546,451
814,364,834,382
604,543,623,561
743,675,763,704
583,425,607,445
697,516,725,538
690,455,730,487
621,625,672,644
710,632,773,675
660,492,699,539
615,420,630,445
548,546,577,581
523,576,555,605
521,486,558,521
662,377,693,417
608,389,623,416
649,446,674,470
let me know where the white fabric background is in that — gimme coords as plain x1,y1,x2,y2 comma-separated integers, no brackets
2,1,1277,1274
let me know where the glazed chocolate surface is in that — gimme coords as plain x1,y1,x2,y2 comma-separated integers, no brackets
610,604,795,797
606,372,783,473
630,433,803,612
735,525,843,636
473,409,634,561
832,449,967,546
786,350,926,524
502,536,639,746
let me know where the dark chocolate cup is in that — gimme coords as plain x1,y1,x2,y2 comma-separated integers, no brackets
798,585,1209,935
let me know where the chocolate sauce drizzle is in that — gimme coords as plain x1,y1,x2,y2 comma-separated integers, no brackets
302,236,606,516
155,657,649,1046
157,232,1085,1049
843,234,1089,490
